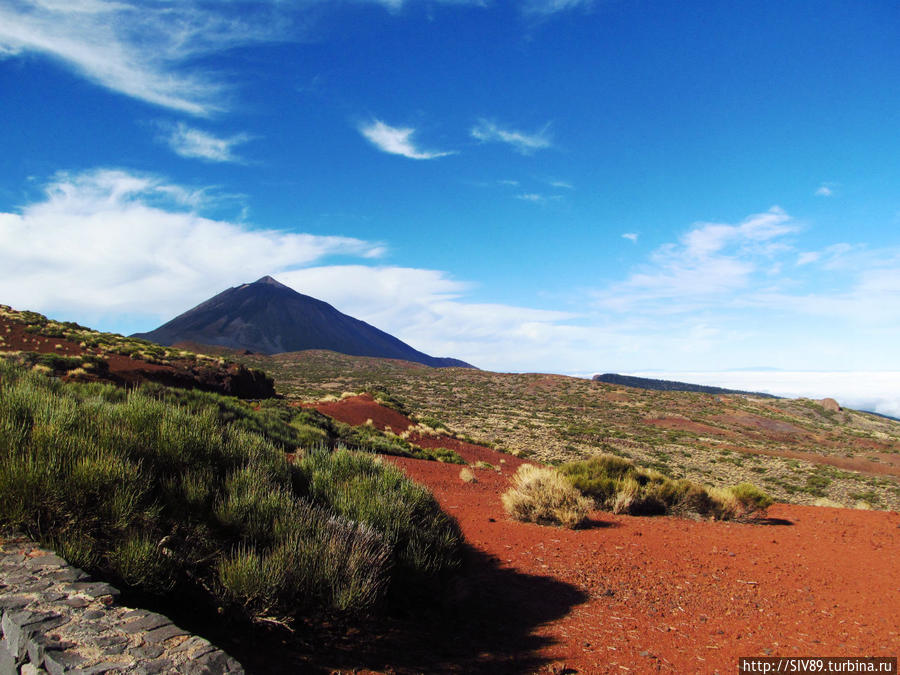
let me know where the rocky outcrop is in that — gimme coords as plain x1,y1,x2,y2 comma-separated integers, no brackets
819,398,842,413
0,535,243,674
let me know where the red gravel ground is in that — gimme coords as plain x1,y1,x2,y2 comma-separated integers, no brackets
303,396,900,674
1,318,179,383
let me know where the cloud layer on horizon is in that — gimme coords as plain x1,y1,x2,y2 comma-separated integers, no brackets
625,370,900,418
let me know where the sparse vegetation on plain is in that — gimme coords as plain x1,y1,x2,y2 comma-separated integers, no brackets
235,350,900,510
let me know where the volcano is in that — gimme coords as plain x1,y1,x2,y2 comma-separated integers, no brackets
132,276,474,368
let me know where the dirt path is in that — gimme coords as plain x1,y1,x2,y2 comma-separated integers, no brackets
300,396,900,674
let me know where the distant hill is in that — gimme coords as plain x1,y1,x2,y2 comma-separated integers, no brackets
592,373,778,398
864,409,900,423
133,276,475,369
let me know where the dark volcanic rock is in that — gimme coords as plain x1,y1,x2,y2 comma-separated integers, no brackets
133,276,474,369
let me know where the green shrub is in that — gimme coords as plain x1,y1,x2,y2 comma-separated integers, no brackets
428,447,467,464
0,360,461,624
559,453,767,520
295,448,462,598
729,482,774,516
415,415,449,431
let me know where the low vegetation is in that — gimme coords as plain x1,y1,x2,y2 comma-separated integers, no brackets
0,360,462,625
459,467,477,483
502,464,593,528
558,454,773,520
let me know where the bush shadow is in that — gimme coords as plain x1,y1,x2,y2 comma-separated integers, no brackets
749,516,794,526
580,516,620,529
225,542,590,674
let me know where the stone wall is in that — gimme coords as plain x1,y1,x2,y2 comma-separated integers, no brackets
0,535,244,674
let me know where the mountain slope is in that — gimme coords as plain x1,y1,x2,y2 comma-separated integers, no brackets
133,276,474,368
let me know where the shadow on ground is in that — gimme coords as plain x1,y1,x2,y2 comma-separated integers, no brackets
751,517,794,526
581,516,619,529
220,543,589,674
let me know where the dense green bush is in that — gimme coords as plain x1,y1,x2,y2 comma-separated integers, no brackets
295,449,462,599
729,482,775,515
0,360,462,623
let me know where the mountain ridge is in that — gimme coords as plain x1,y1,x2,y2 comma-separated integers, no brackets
132,276,474,369
592,372,778,397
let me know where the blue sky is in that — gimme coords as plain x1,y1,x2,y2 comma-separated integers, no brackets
1,0,899,410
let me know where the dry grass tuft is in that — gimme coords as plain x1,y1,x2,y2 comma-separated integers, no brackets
611,476,640,514
501,464,591,529
459,467,477,483
707,487,739,520
813,497,844,508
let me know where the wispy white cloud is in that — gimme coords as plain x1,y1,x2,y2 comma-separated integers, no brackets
369,0,488,9
515,192,565,204
523,0,594,15
471,119,552,154
622,232,638,243
594,207,798,312
550,180,574,190
516,193,545,203
0,168,384,321
0,1,501,115
159,122,253,163
815,183,835,197
581,208,900,374
359,119,456,160
0,0,287,115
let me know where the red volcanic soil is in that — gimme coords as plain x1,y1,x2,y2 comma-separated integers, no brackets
313,394,417,434
1,319,173,383
645,415,739,439
293,396,900,674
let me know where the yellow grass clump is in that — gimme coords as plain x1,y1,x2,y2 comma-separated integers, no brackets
501,464,592,529
707,487,739,520
813,497,844,508
459,467,477,483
